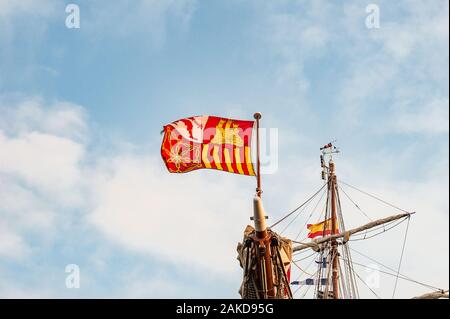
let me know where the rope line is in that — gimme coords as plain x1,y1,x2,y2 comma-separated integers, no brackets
292,251,317,263
340,180,411,214
344,258,442,292
338,185,373,221
293,188,327,240
279,188,325,235
352,268,381,299
270,182,328,229
349,248,442,291
392,216,410,298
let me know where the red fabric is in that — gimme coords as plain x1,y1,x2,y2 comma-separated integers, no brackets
307,229,332,239
161,116,255,175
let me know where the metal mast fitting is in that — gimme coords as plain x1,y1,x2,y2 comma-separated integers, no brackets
253,196,268,234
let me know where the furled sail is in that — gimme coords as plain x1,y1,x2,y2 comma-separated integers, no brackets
237,225,293,299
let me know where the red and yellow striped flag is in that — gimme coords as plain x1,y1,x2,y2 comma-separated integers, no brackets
307,219,337,239
161,116,256,175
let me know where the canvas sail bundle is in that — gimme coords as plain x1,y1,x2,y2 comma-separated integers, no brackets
237,225,293,299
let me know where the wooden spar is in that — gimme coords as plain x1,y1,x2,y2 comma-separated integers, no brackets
292,212,414,252
253,197,275,298
412,290,449,299
329,161,339,299
254,112,262,197
252,113,275,299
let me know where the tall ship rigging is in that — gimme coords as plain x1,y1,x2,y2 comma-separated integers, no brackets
160,112,449,299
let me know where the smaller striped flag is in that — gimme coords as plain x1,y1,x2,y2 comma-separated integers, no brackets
307,218,337,239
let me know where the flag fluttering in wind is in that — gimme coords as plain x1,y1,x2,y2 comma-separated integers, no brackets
161,116,256,175
307,218,336,239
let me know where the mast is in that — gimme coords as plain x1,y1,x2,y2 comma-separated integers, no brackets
238,112,293,300
252,112,275,299
254,112,262,197
318,142,341,299
329,160,339,299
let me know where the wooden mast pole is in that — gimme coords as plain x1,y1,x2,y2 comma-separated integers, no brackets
252,112,275,299
329,160,339,299
254,112,262,197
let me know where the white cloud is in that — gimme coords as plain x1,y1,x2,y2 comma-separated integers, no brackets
393,97,449,134
336,0,449,130
0,132,83,192
1,97,88,141
261,3,330,90
0,0,448,297
0,95,448,298
0,178,54,230
0,96,254,280
255,0,449,135
89,155,254,274
0,223,29,258
0,97,86,259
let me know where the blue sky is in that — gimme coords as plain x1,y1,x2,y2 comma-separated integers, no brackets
0,0,448,298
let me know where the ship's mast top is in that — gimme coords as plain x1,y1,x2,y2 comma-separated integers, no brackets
320,142,341,299
320,141,340,181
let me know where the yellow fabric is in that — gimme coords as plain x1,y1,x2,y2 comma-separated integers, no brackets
307,218,335,234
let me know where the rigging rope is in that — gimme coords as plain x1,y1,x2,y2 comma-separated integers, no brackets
344,258,442,292
352,268,381,299
335,185,360,298
292,252,318,279
338,258,350,299
335,184,360,298
300,283,314,299
292,256,320,298
349,248,442,291
279,188,322,235
292,260,316,277
340,180,412,214
342,247,360,298
338,185,373,221
270,182,328,229
322,249,335,298
292,251,317,263
293,188,327,240
293,269,320,299
392,216,411,298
